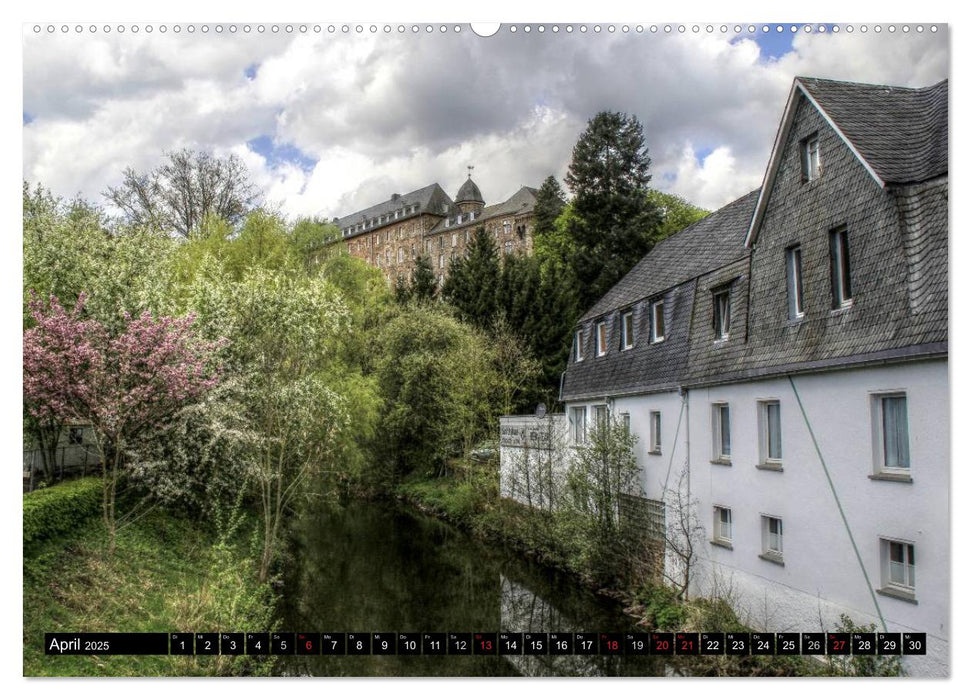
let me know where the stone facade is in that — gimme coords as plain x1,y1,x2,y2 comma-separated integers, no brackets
333,176,540,285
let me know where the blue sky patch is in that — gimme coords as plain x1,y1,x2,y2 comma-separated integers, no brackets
23,112,35,125
247,135,317,172
244,63,259,80
695,146,714,164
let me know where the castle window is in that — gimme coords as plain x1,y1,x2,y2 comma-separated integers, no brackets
452,233,458,247
503,220,511,235
504,241,513,255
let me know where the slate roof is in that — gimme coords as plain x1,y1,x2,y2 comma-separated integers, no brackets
456,176,485,204
563,76,948,402
335,183,452,235
580,189,759,322
561,189,758,401
798,77,948,185
427,186,539,235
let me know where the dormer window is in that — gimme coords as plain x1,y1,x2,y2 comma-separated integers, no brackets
650,298,665,343
713,285,732,341
621,311,634,350
801,134,821,182
574,329,585,362
596,321,607,357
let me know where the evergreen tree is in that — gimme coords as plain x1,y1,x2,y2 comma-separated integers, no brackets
564,111,661,302
393,274,411,305
532,175,566,238
410,254,438,304
442,226,500,327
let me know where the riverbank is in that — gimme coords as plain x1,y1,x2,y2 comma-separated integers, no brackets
23,479,276,676
394,470,896,677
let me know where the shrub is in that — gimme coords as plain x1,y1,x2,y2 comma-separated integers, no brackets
23,477,102,548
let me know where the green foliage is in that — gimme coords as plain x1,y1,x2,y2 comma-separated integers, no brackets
826,614,903,677
531,174,566,239
23,477,103,549
290,216,341,271
442,226,501,327
410,253,439,304
647,189,710,240
639,583,687,629
373,306,493,481
22,183,176,330
565,417,642,586
496,254,578,406
563,111,662,302
23,508,275,676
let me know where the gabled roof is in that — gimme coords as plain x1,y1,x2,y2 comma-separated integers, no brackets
335,183,451,234
579,189,758,322
745,77,948,247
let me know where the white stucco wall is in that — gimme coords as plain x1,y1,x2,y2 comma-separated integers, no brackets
687,360,948,676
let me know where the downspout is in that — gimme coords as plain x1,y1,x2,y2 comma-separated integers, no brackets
787,374,888,632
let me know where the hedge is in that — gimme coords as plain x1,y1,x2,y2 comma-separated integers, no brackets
23,477,103,548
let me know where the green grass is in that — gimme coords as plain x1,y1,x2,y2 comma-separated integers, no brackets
24,492,276,677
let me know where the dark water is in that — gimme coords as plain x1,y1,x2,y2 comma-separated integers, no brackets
279,500,670,677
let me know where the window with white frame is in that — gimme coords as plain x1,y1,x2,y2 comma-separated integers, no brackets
439,254,444,269
786,245,804,319
872,393,910,474
621,311,634,350
650,299,665,343
830,227,853,308
758,400,782,465
649,411,661,454
593,404,608,429
712,403,731,462
571,406,587,445
503,220,511,235
574,329,585,362
596,321,607,357
802,134,821,182
621,412,631,436
504,241,513,255
713,506,732,545
880,538,915,597
761,516,783,561
712,286,731,340
452,233,458,247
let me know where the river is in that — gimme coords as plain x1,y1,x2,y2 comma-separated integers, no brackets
278,500,672,677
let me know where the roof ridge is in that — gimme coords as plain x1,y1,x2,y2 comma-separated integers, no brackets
796,75,941,92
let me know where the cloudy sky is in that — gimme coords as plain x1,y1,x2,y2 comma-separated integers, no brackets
22,23,949,221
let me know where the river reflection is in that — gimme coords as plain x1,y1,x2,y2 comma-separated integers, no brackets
279,500,666,677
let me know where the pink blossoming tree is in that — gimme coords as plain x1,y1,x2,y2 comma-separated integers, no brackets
23,292,223,552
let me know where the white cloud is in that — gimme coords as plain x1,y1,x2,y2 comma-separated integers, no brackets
22,26,949,220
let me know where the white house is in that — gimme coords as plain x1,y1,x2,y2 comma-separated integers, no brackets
554,76,949,676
